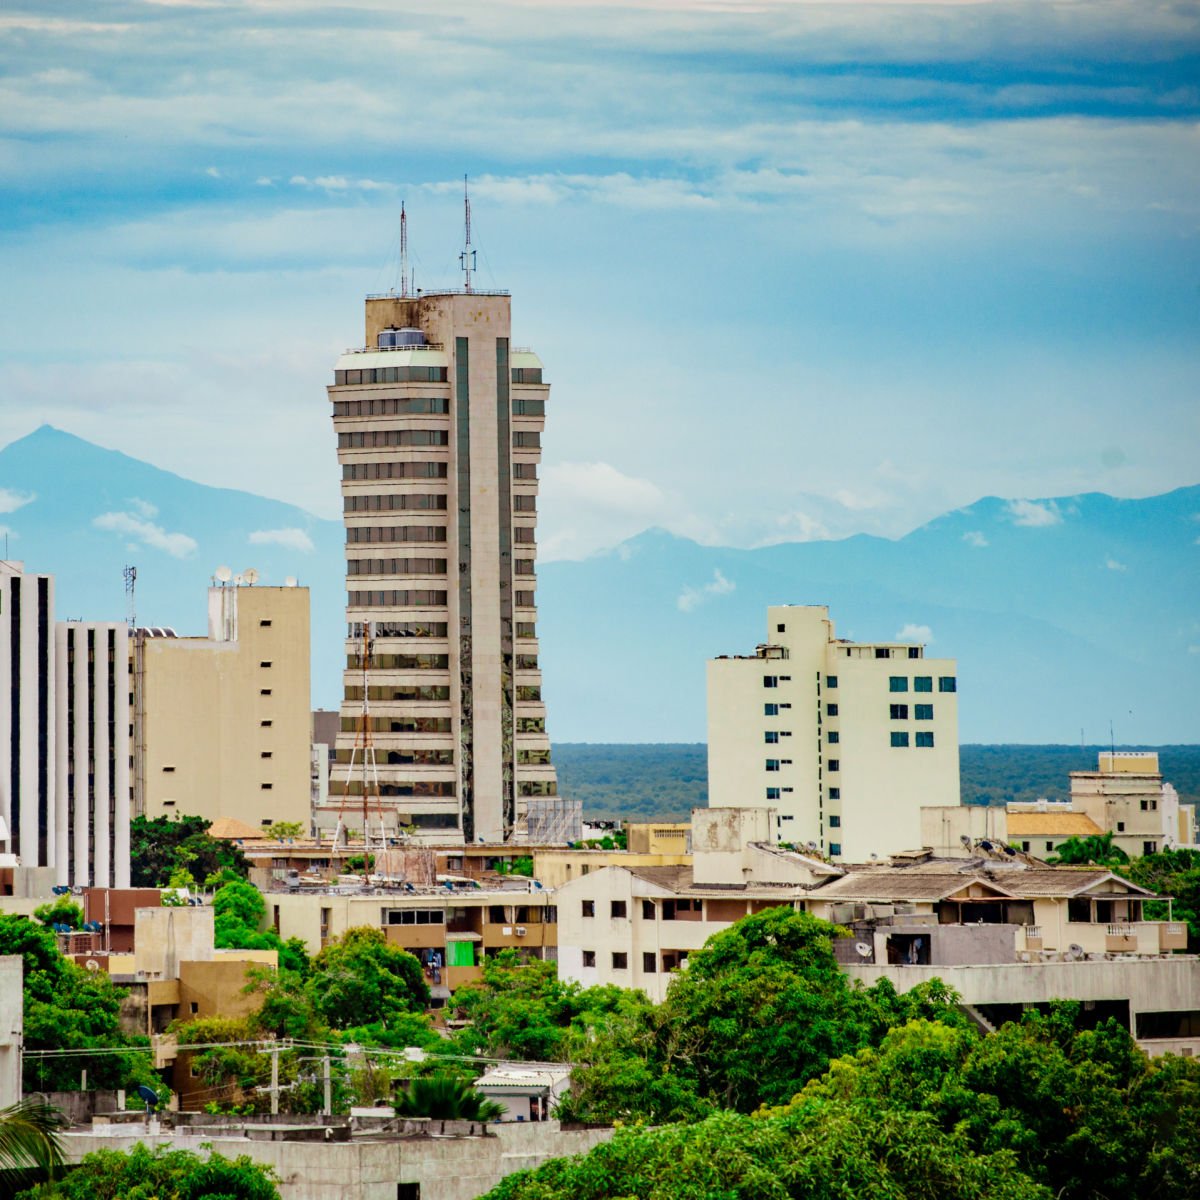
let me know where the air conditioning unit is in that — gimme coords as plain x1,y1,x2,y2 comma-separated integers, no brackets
515,926,527,937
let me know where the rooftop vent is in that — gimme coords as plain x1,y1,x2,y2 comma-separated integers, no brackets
378,327,426,349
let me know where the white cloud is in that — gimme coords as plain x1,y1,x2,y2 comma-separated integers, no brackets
93,510,197,558
896,623,933,643
128,496,158,519
963,530,988,547
205,166,221,179
677,568,736,613
1104,556,1127,572
0,487,34,514
248,527,315,553
1006,498,1063,527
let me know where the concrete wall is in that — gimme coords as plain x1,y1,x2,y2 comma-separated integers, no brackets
0,956,21,1108
134,907,215,978
61,1120,614,1200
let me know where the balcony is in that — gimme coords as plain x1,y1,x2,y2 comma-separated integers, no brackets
1106,924,1139,952
1022,925,1043,951
1160,922,1189,952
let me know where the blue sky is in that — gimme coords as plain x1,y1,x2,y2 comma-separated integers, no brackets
1,0,1197,560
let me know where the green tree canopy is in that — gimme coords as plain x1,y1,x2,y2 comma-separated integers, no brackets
1119,847,1200,949
393,1075,504,1122
129,815,248,888
211,880,308,975
1048,831,1129,867
31,900,83,931
308,928,429,1029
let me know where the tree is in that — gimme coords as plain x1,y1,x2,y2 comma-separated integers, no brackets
31,900,83,931
1120,848,1200,949
1049,831,1129,867
393,1076,504,1122
264,821,304,839
211,880,308,975
0,1100,67,1192
307,928,429,1029
129,815,248,888
17,1142,279,1199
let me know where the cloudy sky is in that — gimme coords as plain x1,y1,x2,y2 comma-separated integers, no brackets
2,0,1197,560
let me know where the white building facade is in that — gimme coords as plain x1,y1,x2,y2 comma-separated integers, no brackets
707,605,960,861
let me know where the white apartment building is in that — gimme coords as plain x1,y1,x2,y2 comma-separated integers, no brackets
707,605,960,861
1070,752,1193,858
327,286,557,843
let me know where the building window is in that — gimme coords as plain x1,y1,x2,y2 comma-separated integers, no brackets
826,675,838,689
889,676,908,693
826,703,839,717
259,619,272,627
1046,842,1055,852
827,731,839,744
260,661,272,668
764,703,779,716
582,950,596,968
642,900,655,919
914,676,933,692
828,759,839,772
190,1001,199,1014
612,953,628,970
776,623,786,633
1144,841,1158,855
763,675,778,688
915,704,933,720
915,732,935,748
260,688,272,696
889,704,908,720
1021,841,1030,852
765,731,779,744
829,815,841,828
830,843,842,855
766,759,781,772
908,647,921,659
162,766,175,773
581,900,594,918
938,676,957,693
261,720,272,727
261,782,273,790
891,732,910,747
611,901,627,919
829,787,840,800
260,751,272,759
875,648,890,659
643,952,657,973
1117,822,1125,832
766,787,781,800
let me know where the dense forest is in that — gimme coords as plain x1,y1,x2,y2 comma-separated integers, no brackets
554,743,1200,822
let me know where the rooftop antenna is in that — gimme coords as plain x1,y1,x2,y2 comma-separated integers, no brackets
399,202,410,298
460,175,475,293
123,565,137,630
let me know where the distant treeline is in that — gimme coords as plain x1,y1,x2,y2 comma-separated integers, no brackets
553,742,1200,823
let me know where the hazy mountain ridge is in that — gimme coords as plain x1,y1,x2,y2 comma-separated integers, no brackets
2,426,1195,744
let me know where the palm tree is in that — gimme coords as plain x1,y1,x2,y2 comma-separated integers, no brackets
0,1098,66,1190
393,1075,504,1122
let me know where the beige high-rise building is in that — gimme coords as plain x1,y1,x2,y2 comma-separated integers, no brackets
707,605,960,861
325,288,557,843
1070,752,1190,858
135,583,311,831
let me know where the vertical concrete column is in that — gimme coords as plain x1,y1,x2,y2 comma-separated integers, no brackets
94,629,111,888
72,627,89,886
112,624,131,888
53,624,70,885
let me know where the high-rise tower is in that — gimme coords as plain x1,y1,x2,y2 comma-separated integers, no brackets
327,286,558,843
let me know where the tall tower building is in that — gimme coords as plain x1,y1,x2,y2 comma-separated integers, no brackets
327,286,558,843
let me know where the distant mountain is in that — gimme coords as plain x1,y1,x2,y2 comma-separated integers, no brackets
2,426,1196,744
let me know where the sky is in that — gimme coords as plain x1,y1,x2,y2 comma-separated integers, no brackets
1,0,1198,562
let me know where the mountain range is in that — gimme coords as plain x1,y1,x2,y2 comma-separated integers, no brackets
2,425,1196,744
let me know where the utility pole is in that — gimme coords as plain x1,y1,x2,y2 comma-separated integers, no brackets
323,1055,332,1117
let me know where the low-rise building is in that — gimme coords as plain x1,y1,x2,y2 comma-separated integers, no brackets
1070,752,1193,857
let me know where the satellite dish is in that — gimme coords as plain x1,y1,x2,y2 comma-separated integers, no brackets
960,835,973,848
215,565,232,583
979,839,993,851
85,959,100,972
806,841,818,852
854,942,872,958
233,573,244,586
1068,943,1084,960
71,885,84,895
285,576,298,587
137,1084,159,1111
243,567,259,586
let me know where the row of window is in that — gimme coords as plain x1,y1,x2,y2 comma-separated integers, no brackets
892,731,935,747
330,780,456,796
348,590,449,607
764,731,792,743
513,432,541,448
340,715,452,732
343,685,451,702
335,366,448,385
333,396,450,417
346,651,449,670
889,704,935,720
763,703,792,715
334,748,454,766
581,899,703,920
514,590,535,607
347,558,446,576
580,951,691,973
512,399,545,416
343,461,448,481
890,676,956,693
347,525,446,544
339,429,449,449
348,620,448,638
344,494,447,512
514,494,536,512
516,685,542,701
515,560,536,577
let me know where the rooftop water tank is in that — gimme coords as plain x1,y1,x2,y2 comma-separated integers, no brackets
394,327,426,346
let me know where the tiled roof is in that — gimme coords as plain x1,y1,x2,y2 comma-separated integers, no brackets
1007,812,1104,837
809,872,1015,902
206,816,267,841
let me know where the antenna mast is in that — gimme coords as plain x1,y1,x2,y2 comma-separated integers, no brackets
399,202,409,298
123,565,137,630
460,175,475,293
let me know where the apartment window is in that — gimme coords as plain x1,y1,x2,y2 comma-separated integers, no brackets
915,731,935,748
766,759,781,772
261,720,272,728
260,688,272,696
1140,800,1148,811
643,952,658,973
827,731,839,745
889,676,908,693
163,800,176,806
162,766,175,773
1021,841,1030,852
1046,842,1055,852
1144,841,1158,855
582,950,596,968
766,787,781,800
611,901,627,919
1117,822,1125,832
908,647,921,659
829,815,841,828
612,953,628,970
915,704,933,720
765,731,779,744
581,900,594,918
889,704,908,720
826,703,839,717
642,900,655,919
830,843,842,856
779,675,791,681
938,676,957,692
259,619,272,627
260,751,272,759
763,675,778,688
828,759,840,772
829,787,840,800
397,1184,421,1200
764,703,779,716
875,648,890,659
190,1001,199,1015
826,675,838,689
891,732,910,747
776,623,786,633
261,782,273,790
914,676,933,692
260,660,272,668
